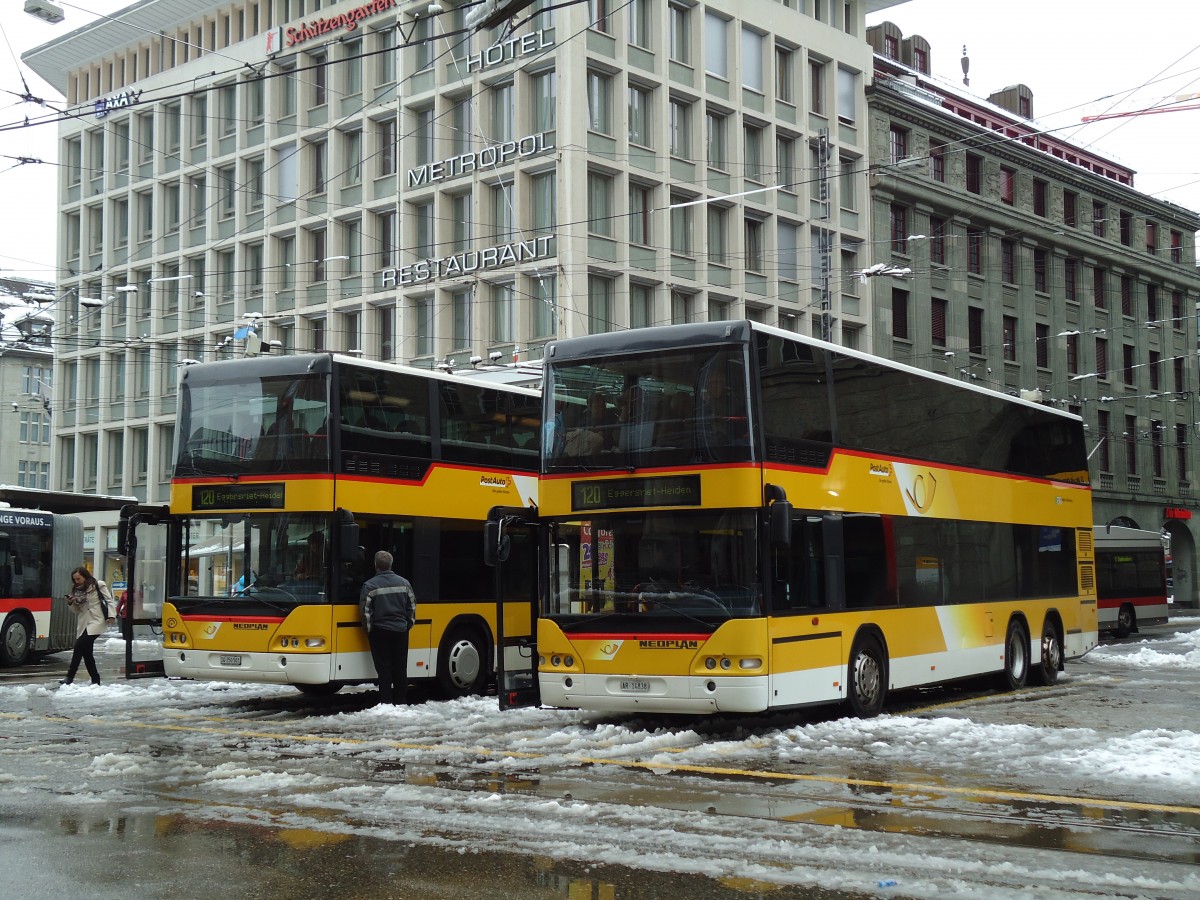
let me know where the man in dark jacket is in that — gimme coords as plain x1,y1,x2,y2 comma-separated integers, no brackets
359,550,417,705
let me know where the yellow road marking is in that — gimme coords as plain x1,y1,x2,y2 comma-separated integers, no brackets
3,710,1197,818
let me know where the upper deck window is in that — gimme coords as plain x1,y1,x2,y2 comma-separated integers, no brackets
545,345,752,471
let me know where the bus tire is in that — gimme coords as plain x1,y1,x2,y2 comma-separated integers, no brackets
295,682,342,697
437,625,488,698
1030,618,1063,686
846,634,887,718
998,618,1029,692
0,613,32,668
1113,604,1135,639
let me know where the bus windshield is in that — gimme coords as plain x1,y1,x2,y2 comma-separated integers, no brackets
176,373,330,476
544,346,752,471
177,513,333,607
546,510,761,630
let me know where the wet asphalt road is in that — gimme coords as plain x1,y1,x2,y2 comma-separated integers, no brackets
1,615,1198,899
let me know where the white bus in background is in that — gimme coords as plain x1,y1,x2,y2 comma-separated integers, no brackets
1094,526,1169,638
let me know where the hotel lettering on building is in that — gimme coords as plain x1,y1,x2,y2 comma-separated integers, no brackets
25,0,893,511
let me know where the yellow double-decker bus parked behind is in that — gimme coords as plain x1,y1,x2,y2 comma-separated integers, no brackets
131,353,539,698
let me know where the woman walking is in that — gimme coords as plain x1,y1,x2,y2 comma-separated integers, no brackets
62,566,111,686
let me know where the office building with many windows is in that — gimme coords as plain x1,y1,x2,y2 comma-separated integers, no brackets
25,0,898,507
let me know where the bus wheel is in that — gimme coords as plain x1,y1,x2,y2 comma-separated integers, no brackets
846,635,887,718
0,614,32,668
294,682,342,697
998,619,1029,692
437,626,487,698
1030,619,1063,686
1114,605,1135,639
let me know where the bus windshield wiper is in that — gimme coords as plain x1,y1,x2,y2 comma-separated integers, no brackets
637,590,726,630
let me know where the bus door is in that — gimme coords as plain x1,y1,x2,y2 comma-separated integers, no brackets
485,506,540,710
117,504,171,678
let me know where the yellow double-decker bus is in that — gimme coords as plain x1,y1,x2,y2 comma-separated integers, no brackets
493,320,1097,716
125,353,539,697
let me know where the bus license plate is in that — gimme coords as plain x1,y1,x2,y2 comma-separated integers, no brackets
219,655,242,667
621,679,650,693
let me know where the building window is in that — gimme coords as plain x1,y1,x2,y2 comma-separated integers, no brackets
743,124,764,181
628,85,652,147
1002,316,1017,361
706,110,727,170
670,193,693,254
1123,344,1136,386
630,282,653,329
889,204,907,253
1119,210,1133,246
343,130,362,185
1001,240,1016,284
1125,414,1138,476
587,70,612,134
967,229,983,275
966,154,982,194
587,275,614,333
705,12,728,78
668,3,690,63
1064,258,1078,301
451,289,472,349
1066,333,1079,375
531,71,556,133
891,288,909,340
533,275,557,337
809,59,825,115
629,183,652,246
1096,337,1108,380
930,297,947,348
671,290,694,325
1034,248,1048,293
775,44,794,103
968,307,983,355
1093,267,1106,309
1177,423,1188,481
778,221,798,281
1170,230,1184,264
1121,275,1133,317
929,216,946,265
1033,179,1047,217
744,217,764,272
669,98,691,157
1036,323,1049,368
929,142,945,182
587,171,614,237
836,67,856,123
1063,190,1077,227
888,125,908,164
1097,410,1111,471
491,282,514,343
628,0,648,48
587,0,610,33
742,28,764,92
1149,350,1161,391
708,206,728,265
1000,167,1015,205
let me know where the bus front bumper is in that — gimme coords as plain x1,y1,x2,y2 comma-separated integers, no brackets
163,648,335,685
539,672,769,714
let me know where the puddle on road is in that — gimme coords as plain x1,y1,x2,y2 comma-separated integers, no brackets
11,808,861,900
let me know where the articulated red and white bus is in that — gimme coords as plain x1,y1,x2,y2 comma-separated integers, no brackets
0,508,83,666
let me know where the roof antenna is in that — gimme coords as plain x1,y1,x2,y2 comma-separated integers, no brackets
961,45,970,88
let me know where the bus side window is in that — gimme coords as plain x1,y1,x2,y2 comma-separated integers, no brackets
843,515,894,608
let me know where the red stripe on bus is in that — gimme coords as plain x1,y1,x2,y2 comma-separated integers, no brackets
178,614,286,623
0,596,52,614
1097,595,1168,609
567,632,712,642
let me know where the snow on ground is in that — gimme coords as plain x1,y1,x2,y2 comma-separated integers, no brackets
2,625,1198,898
